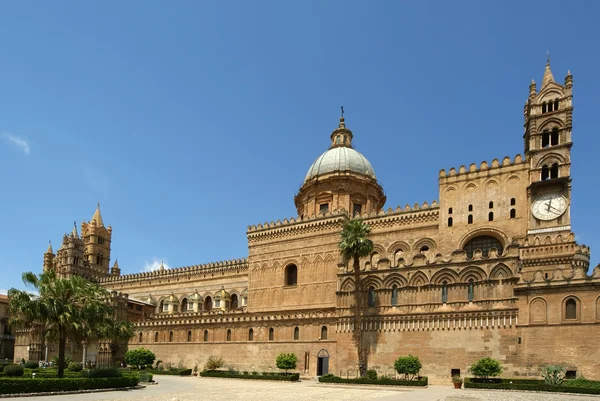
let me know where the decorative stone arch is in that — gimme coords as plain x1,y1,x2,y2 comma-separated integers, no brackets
463,182,478,192
413,238,436,253
538,87,563,102
536,152,566,169
388,241,410,257
529,297,547,324
431,269,459,285
538,116,564,132
340,277,355,292
459,266,487,282
490,263,513,280
562,295,581,322
444,185,458,194
458,228,508,251
408,271,429,287
360,276,383,290
382,273,408,288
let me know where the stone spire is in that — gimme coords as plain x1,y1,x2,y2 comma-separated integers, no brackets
71,221,78,238
46,241,53,254
91,203,104,227
329,111,354,149
541,56,555,88
111,260,121,276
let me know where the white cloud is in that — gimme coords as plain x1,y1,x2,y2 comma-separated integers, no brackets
142,258,170,272
0,289,8,295
1,131,31,154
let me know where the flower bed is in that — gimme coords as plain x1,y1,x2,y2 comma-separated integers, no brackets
0,376,139,395
318,374,427,386
200,370,300,381
464,378,600,395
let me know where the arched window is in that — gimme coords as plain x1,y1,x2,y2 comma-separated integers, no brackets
468,204,473,212
321,326,328,340
204,296,213,311
489,201,494,209
285,264,298,286
368,286,376,307
391,285,398,306
154,332,159,342
139,332,143,343
181,298,188,312
510,209,516,219
169,331,174,342
551,127,559,146
554,99,559,111
565,298,577,320
468,280,474,302
226,329,232,341
203,330,209,342
441,281,448,304
230,294,238,309
294,327,299,340
448,217,453,227
160,300,167,313
468,215,473,224
511,198,516,206
420,245,430,253
269,327,274,341
550,163,559,179
488,212,494,222
248,328,254,341
542,102,547,113
542,130,550,147
448,207,453,214
541,165,549,180
463,235,504,258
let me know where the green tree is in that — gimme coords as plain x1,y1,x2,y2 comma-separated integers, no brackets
124,348,156,370
275,353,298,374
8,271,132,378
393,355,422,380
339,219,373,377
469,357,503,378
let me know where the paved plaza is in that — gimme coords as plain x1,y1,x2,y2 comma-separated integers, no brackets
6,376,599,401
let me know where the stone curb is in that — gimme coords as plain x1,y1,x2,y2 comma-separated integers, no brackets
0,384,145,398
198,376,300,383
464,387,600,398
316,382,426,391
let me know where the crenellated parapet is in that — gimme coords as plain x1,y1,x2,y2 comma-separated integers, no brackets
519,232,590,268
439,154,527,182
99,258,248,284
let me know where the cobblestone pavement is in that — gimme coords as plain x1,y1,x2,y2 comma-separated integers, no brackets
8,376,600,401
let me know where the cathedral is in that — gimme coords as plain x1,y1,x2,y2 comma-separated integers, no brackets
16,60,600,383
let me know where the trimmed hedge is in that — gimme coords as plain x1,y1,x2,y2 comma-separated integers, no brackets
0,376,139,395
464,378,600,395
148,368,192,376
318,374,428,387
200,370,300,381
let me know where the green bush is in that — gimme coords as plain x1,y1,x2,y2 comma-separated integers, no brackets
23,361,39,369
318,374,428,386
542,365,565,385
124,348,156,370
3,365,24,377
82,367,121,378
68,362,83,372
200,370,299,381
138,372,153,382
393,355,422,380
469,357,502,378
365,369,378,380
204,356,225,370
0,376,139,395
275,353,298,373
148,368,192,376
464,377,600,395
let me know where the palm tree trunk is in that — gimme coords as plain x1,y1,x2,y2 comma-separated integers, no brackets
353,254,366,377
57,327,66,378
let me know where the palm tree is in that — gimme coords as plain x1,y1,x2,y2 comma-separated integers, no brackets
8,271,131,377
338,218,373,377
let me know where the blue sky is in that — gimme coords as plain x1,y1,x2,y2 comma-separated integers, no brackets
1,1,599,293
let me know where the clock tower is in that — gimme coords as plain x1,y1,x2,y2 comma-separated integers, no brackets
524,57,573,235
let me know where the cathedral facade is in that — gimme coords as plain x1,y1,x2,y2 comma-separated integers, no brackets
18,61,600,383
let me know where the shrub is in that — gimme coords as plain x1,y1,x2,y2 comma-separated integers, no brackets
23,361,39,369
67,362,83,372
200,370,299,381
3,365,24,377
365,369,378,380
138,372,153,382
124,348,156,370
204,356,225,370
394,355,422,380
318,374,428,386
251,371,258,375
0,377,139,395
52,355,73,369
275,353,298,374
469,358,502,378
83,367,121,378
542,365,565,385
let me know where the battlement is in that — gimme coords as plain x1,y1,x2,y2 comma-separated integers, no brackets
439,154,526,181
98,258,248,284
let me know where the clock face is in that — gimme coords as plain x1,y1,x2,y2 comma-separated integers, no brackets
531,193,568,221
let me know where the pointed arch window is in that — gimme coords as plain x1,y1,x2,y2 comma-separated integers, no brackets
391,285,398,306
169,331,173,342
269,327,274,341
441,281,448,304
565,298,577,320
139,332,143,343
230,294,238,309
187,330,192,342
368,286,376,307
488,212,494,222
448,207,453,214
321,326,328,340
226,329,232,341
154,332,159,342
181,298,188,312
248,328,254,341
468,280,474,302
203,330,209,342
285,264,298,286
204,296,213,311
448,217,453,227
294,327,300,340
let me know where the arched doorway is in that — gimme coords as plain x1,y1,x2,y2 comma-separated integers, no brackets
230,294,238,309
204,296,213,311
316,349,329,376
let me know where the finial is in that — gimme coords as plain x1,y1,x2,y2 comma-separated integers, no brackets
531,79,535,84
340,105,344,117
546,50,550,65
97,202,100,209
74,221,77,228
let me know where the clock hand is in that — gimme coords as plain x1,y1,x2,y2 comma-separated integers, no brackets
546,200,552,212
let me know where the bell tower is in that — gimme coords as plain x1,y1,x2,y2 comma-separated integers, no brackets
524,57,573,235
81,203,112,277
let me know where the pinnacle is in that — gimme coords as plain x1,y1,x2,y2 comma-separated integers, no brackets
91,203,104,227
